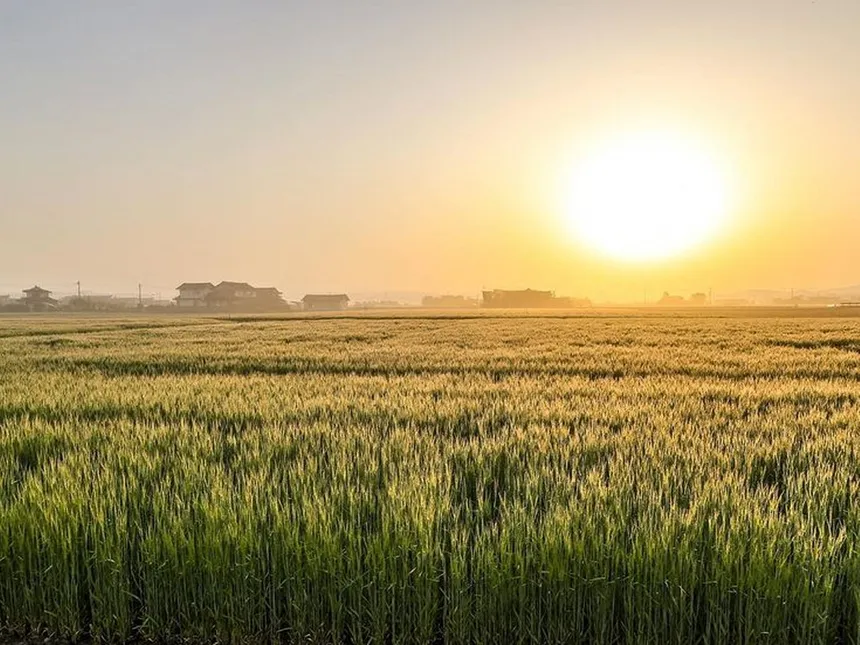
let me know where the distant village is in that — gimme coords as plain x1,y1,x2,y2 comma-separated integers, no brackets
0,282,352,313
0,282,595,313
0,282,857,313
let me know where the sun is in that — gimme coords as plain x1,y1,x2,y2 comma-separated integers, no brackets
563,130,732,262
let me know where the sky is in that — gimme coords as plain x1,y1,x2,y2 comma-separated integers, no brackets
1,1,859,302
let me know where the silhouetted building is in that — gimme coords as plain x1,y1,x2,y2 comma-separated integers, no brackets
175,283,214,308
353,300,409,309
206,281,257,308
657,292,686,306
302,294,350,311
176,281,287,310
422,295,479,308
482,289,556,308
22,286,58,311
254,287,286,308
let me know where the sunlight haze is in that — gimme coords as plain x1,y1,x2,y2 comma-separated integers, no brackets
562,128,733,262
2,1,859,301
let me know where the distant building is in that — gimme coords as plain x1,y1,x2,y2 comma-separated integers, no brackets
774,295,841,307
145,299,177,309
422,295,479,308
253,287,287,308
175,283,214,308
22,286,58,311
112,297,161,309
481,289,589,308
552,296,592,308
302,294,350,311
482,289,555,308
657,292,686,306
175,281,287,310
0,295,10,306
206,281,258,308
353,300,409,309
82,295,115,307
481,289,590,309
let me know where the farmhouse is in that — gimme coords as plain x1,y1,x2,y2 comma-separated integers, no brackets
205,281,258,308
175,283,214,308
22,286,58,311
176,281,288,310
254,287,286,308
302,294,350,311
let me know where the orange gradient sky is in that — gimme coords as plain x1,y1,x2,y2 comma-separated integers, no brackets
1,1,859,301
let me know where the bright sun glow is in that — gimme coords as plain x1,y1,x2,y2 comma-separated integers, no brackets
564,130,732,262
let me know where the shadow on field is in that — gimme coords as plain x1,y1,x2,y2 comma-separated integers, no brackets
768,338,860,353
36,354,859,382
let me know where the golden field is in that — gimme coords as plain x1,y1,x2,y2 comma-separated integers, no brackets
1,310,859,644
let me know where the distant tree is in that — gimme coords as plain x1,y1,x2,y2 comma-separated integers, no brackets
690,293,708,306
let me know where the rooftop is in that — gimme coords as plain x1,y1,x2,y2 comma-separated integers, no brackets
23,285,51,295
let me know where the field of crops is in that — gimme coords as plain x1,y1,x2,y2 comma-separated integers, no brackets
1,310,860,644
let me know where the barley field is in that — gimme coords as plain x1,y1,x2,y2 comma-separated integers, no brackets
1,310,860,644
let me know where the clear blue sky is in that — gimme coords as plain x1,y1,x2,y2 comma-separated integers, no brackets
2,1,859,300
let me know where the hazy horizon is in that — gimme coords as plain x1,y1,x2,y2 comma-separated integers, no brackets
3,2,859,302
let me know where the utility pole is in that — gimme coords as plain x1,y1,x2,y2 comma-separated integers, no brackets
76,281,81,298
138,283,142,309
